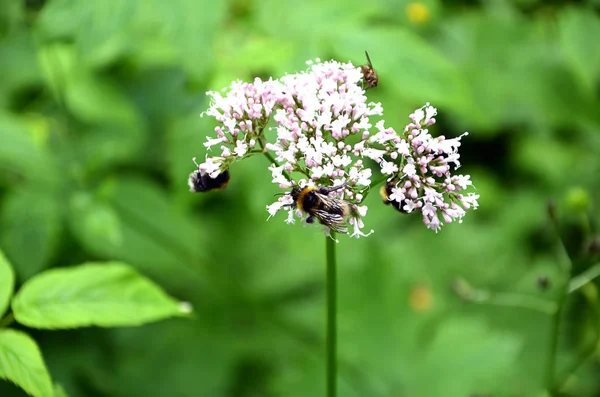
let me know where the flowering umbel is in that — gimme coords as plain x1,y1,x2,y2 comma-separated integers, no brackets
373,104,479,232
192,58,478,236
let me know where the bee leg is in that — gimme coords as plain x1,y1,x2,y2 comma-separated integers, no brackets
318,182,347,194
306,216,315,224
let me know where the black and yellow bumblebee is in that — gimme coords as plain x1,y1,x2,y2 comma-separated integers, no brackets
380,180,410,214
286,183,359,234
188,169,230,193
361,50,378,89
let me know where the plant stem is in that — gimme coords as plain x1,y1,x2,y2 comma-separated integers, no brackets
326,234,337,397
547,288,568,391
259,140,292,181
568,262,600,293
546,214,573,393
552,297,600,393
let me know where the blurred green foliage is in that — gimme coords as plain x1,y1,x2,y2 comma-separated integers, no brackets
0,0,599,396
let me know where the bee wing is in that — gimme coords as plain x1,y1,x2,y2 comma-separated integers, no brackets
312,209,348,234
364,50,373,68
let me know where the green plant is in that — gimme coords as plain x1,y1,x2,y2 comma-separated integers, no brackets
0,249,190,397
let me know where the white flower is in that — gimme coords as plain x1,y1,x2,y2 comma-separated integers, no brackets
204,136,225,149
198,156,223,178
424,104,437,123
454,175,472,190
372,103,478,232
234,139,248,157
403,163,417,177
380,160,398,175
362,148,386,161
269,164,288,185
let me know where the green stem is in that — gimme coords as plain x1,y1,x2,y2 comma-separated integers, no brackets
0,312,14,328
552,296,600,393
361,175,388,199
326,234,337,397
547,215,573,393
568,262,600,293
547,289,568,391
259,140,292,182
459,288,557,314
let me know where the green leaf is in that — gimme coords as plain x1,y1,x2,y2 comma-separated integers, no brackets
143,0,227,79
77,124,145,173
36,0,137,68
64,74,140,125
0,189,62,281
255,0,380,40
0,30,42,109
12,262,190,329
0,113,59,188
68,192,123,254
53,384,68,397
0,249,15,319
68,177,205,287
558,8,600,95
0,329,53,397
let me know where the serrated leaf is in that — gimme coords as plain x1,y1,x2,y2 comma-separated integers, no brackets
0,329,53,397
0,189,62,281
12,262,189,329
0,249,15,319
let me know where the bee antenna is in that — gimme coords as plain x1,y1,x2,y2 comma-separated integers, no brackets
273,192,288,197
364,50,373,67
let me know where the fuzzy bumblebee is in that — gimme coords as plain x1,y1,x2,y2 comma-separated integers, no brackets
286,184,359,234
188,169,230,193
380,180,410,214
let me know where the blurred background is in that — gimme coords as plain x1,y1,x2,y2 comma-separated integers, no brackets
1,0,599,396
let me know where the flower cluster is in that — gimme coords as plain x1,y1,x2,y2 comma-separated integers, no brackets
371,103,479,232
194,58,478,236
198,78,283,177
263,59,390,237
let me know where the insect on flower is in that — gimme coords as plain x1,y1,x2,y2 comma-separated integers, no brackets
188,169,230,192
188,159,230,193
380,179,410,214
361,50,378,89
284,183,360,234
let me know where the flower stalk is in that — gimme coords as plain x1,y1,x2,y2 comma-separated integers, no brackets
191,56,480,395
326,233,337,397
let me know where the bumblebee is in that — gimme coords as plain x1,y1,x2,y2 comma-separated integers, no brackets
380,180,410,214
361,50,378,89
188,169,230,193
286,184,359,234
